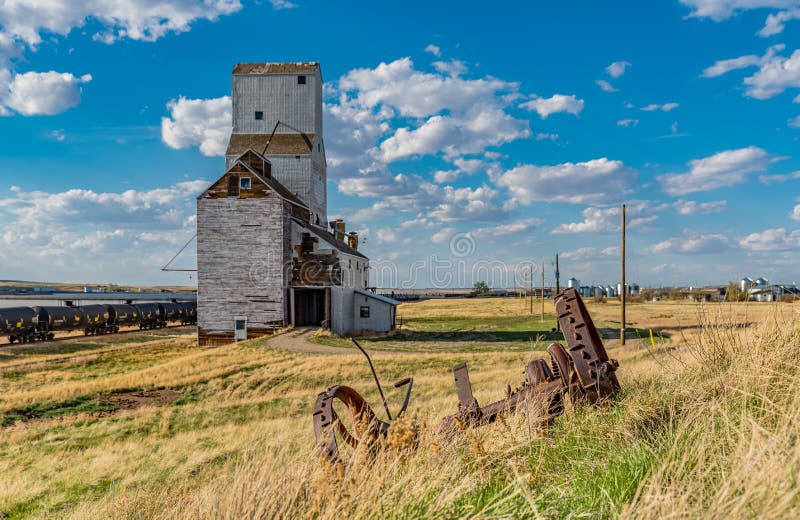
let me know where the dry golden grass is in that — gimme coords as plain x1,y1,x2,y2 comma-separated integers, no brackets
0,298,798,518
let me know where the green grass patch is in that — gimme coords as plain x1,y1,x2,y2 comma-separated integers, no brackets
2,396,116,426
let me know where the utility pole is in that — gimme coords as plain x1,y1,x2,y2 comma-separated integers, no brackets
621,203,627,347
555,254,561,331
541,262,545,322
555,254,560,295
529,263,534,314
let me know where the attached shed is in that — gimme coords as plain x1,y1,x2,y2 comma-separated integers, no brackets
348,289,400,335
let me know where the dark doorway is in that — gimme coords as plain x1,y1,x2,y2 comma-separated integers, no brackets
293,289,326,326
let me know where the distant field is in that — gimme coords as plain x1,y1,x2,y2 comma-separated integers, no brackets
0,298,798,518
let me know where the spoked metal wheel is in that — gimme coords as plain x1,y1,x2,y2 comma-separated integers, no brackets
313,385,388,463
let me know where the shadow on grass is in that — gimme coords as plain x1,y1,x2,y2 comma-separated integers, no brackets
369,329,565,343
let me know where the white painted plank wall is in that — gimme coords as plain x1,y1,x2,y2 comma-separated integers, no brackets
197,196,288,335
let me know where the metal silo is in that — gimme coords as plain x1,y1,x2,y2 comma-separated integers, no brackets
740,277,753,292
605,285,616,298
755,277,768,287
593,286,603,297
567,277,579,289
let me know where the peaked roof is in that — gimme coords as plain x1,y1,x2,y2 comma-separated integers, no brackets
226,133,314,157
355,289,400,306
233,62,320,74
198,149,309,209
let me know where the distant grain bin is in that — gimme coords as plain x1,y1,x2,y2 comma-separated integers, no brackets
755,277,768,288
593,286,603,297
740,277,754,292
605,285,616,298
567,277,579,289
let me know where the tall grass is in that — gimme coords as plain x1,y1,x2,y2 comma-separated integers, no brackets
66,306,797,519
3,301,799,518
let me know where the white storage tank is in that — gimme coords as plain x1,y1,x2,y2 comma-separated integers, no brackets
740,277,753,292
567,277,579,289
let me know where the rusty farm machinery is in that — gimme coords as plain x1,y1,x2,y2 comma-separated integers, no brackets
312,288,620,463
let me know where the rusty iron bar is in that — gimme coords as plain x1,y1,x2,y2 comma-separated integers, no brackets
351,338,393,421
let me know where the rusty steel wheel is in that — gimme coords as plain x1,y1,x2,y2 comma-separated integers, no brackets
312,385,388,463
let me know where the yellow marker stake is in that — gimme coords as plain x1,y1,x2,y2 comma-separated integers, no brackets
649,328,656,349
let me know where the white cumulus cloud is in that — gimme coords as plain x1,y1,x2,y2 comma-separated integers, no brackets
328,57,529,170
0,180,205,282
161,95,232,156
471,218,542,238
606,61,631,78
0,0,242,50
520,94,584,118
680,0,800,22
740,227,800,251
703,44,800,99
495,158,637,205
2,70,91,115
595,79,618,93
672,199,728,215
651,231,733,254
657,146,774,195
424,44,441,57
552,203,657,234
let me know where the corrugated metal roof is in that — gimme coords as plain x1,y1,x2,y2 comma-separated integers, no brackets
233,62,320,74
226,133,314,157
355,289,400,306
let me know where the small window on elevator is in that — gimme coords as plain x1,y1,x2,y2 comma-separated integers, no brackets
297,75,306,85
255,111,263,120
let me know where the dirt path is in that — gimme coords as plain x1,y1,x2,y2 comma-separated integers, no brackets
267,327,352,355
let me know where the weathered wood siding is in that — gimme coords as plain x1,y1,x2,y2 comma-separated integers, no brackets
232,71,321,135
197,194,288,344
263,155,326,222
204,165,271,199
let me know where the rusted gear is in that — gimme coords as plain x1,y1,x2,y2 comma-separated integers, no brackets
554,288,620,402
312,385,388,462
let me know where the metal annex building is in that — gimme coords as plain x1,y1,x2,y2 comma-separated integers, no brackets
196,62,399,345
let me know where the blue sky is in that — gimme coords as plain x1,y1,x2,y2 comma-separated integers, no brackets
0,0,799,288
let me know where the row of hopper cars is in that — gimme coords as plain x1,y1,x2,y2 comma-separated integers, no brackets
0,301,197,344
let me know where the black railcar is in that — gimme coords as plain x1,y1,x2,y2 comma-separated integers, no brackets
0,307,41,343
81,304,111,335
107,304,140,329
1,300,196,343
35,306,86,338
178,301,197,325
135,303,164,329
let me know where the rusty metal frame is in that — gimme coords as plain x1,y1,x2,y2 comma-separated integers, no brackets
312,288,620,463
